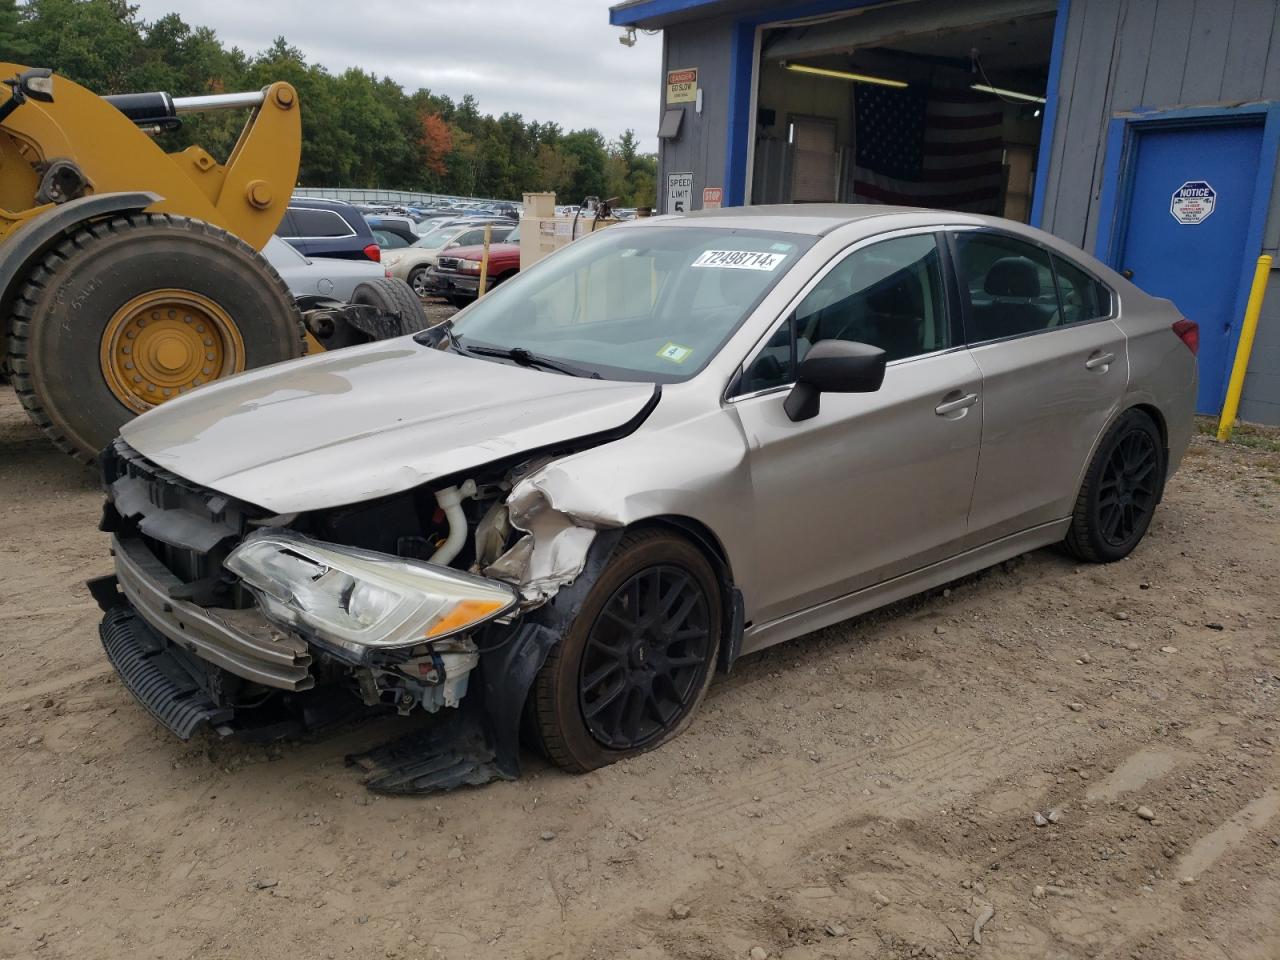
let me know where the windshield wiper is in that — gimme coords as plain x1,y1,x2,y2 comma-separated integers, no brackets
459,342,600,378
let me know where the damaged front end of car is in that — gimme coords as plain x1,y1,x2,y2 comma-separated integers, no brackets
89,434,632,795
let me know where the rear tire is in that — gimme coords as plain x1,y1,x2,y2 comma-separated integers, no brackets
1063,408,1166,563
7,213,302,462
350,277,431,334
529,529,721,773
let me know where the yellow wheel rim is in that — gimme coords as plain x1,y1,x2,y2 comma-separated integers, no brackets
100,289,246,413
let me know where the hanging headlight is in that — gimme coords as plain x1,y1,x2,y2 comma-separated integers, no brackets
225,531,517,653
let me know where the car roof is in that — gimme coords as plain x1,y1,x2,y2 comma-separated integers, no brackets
288,197,360,212
632,203,993,236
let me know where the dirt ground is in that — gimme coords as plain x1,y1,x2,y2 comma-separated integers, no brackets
1,384,1278,960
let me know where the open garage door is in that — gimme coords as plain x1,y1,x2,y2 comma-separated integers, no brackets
751,0,1056,222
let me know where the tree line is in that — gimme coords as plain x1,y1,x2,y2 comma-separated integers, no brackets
0,0,658,205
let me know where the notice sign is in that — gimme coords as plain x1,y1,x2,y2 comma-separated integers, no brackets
1171,180,1216,224
666,67,697,104
667,171,693,214
702,186,723,209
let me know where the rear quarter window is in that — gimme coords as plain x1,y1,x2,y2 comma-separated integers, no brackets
1052,254,1112,323
288,208,356,238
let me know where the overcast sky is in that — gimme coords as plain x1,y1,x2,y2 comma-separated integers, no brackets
131,0,663,150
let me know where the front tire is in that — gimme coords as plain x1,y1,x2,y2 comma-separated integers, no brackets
407,266,429,298
530,529,722,773
1064,408,1166,563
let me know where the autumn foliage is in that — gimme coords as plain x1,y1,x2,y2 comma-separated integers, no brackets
420,112,453,178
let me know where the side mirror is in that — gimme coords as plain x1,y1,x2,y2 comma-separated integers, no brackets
783,340,886,422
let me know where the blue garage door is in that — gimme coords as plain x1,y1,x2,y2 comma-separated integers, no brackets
1114,121,1263,413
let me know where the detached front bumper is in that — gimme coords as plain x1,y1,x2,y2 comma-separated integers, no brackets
89,535,318,742
104,535,313,691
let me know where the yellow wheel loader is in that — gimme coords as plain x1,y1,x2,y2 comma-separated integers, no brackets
0,64,427,462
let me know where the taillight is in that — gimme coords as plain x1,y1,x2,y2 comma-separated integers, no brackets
364,243,381,263
1172,318,1199,355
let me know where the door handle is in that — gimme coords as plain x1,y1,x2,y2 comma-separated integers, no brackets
935,392,978,416
1085,351,1116,370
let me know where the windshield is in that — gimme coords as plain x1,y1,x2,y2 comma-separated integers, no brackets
450,225,813,382
412,224,463,249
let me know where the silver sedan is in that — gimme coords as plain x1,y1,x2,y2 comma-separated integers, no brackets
94,205,1197,791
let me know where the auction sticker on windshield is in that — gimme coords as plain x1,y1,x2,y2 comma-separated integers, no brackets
692,250,786,270
656,342,695,364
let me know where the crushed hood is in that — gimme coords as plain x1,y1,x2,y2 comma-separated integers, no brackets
121,337,657,513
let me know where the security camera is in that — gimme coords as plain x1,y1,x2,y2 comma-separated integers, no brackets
619,27,637,47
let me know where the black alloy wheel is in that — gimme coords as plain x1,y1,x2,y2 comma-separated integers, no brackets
1064,408,1166,563
578,565,713,750
1097,428,1159,546
528,529,722,773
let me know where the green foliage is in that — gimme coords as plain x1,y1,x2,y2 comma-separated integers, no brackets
7,0,657,204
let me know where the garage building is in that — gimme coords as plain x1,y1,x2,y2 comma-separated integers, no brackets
608,0,1280,424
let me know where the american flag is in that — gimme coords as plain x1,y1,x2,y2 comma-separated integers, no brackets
852,85,1006,213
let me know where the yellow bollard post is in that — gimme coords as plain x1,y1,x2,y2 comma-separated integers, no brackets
476,224,493,299
1216,254,1272,442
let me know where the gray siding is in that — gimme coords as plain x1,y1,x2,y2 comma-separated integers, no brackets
658,14,737,212
1239,272,1280,423
1041,0,1280,423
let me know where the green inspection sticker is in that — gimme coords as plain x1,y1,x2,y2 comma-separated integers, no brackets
656,341,694,364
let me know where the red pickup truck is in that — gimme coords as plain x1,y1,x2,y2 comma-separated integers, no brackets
423,234,520,307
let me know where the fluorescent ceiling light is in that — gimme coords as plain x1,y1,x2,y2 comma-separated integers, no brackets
970,82,1046,104
781,61,908,89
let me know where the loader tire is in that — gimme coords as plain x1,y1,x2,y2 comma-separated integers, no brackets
7,213,304,463
350,277,432,335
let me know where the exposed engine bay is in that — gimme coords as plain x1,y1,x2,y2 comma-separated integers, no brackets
90,434,630,793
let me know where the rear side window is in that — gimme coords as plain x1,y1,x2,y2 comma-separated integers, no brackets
953,232,1062,342
287,208,355,238
1052,254,1112,323
273,210,296,238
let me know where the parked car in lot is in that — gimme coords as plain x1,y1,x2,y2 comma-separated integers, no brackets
276,197,381,262
366,215,418,242
385,221,515,296
370,227,412,251
423,227,520,306
366,217,418,247
262,236,387,301
91,205,1196,793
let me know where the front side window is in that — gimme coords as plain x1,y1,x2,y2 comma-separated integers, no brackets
954,231,1062,341
451,225,814,382
739,233,948,394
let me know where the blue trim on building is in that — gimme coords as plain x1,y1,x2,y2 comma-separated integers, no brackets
610,0,724,27
1030,0,1070,227
1092,117,1129,263
1094,101,1280,410
724,22,756,207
